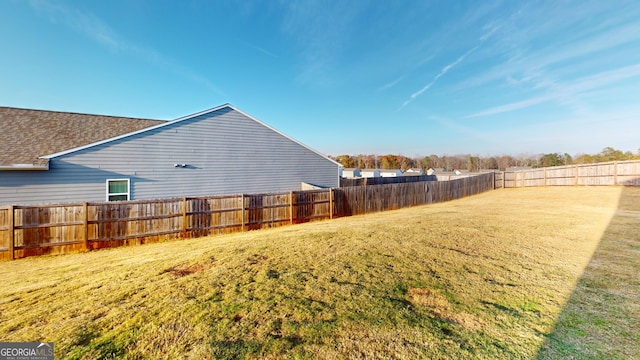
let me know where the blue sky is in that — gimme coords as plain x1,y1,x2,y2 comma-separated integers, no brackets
1,0,639,157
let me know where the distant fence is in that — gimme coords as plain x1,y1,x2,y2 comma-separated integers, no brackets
340,175,436,187
335,174,495,215
0,173,495,260
339,173,483,187
503,160,640,188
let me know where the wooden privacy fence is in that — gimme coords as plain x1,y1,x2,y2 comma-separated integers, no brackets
503,160,640,188
0,173,495,260
340,175,437,187
334,174,495,215
339,173,486,187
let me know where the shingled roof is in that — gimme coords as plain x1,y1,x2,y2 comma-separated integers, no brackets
0,107,165,169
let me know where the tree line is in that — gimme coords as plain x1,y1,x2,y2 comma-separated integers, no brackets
330,147,640,172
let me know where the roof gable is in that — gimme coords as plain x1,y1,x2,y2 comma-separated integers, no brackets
0,106,164,169
42,103,341,167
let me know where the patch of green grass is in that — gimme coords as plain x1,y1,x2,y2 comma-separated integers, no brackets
0,186,638,359
519,300,541,313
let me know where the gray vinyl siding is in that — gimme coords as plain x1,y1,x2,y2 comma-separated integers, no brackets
0,107,339,206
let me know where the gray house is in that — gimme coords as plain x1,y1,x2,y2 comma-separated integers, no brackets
403,168,424,176
360,169,381,178
379,169,404,177
0,104,340,206
340,168,361,178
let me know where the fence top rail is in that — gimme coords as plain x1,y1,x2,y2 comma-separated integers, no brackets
243,192,292,197
292,189,331,195
572,161,638,167
88,198,183,206
184,194,244,201
12,203,85,209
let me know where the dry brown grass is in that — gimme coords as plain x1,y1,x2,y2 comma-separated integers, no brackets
0,186,638,359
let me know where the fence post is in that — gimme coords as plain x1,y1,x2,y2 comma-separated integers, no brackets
365,185,369,213
614,161,618,185
8,205,14,260
289,191,294,224
574,165,579,185
181,197,188,237
240,194,245,232
83,202,89,251
544,168,547,186
424,182,428,204
329,188,333,219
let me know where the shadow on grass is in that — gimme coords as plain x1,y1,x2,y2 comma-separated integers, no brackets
537,186,640,359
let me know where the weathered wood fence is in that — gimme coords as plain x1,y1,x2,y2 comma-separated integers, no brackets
335,174,495,215
339,173,484,187
340,175,437,187
503,160,640,188
0,173,495,260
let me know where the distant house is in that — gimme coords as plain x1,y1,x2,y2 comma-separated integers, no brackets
380,169,404,177
340,168,361,178
0,104,340,205
360,169,381,178
403,168,424,176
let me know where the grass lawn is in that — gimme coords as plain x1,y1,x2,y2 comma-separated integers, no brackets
0,186,638,359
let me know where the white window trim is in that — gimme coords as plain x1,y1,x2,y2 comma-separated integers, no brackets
106,178,131,202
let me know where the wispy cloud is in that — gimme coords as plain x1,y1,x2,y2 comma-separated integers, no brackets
427,114,488,141
465,63,640,118
379,76,405,91
478,21,502,42
280,1,362,86
454,2,640,92
464,96,550,118
399,46,478,110
396,6,506,112
28,0,123,50
443,0,640,125
244,42,278,58
379,54,434,93
27,0,226,97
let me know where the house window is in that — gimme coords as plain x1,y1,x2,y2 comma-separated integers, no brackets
106,179,130,201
